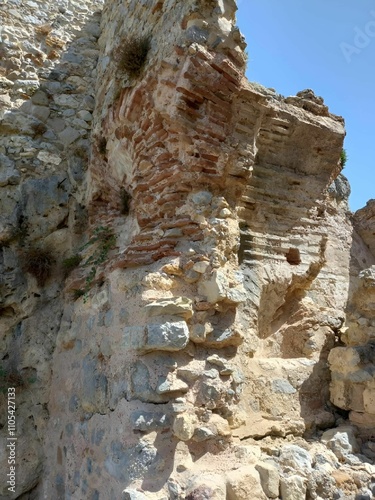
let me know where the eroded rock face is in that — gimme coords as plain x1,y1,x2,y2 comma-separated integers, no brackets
1,0,375,498
328,201,375,433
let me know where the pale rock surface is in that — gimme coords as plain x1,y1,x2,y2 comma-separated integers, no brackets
279,445,312,474
1,0,375,498
255,462,280,499
321,426,360,461
226,466,267,500
173,414,197,441
280,475,307,500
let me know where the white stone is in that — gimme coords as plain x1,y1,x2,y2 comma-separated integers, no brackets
37,151,62,165
279,445,312,472
145,296,193,319
219,208,231,218
192,261,210,273
321,426,360,460
280,475,307,500
173,414,196,441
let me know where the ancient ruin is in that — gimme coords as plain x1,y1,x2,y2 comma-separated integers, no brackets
1,0,375,498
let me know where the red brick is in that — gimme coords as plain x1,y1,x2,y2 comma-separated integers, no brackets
176,86,205,104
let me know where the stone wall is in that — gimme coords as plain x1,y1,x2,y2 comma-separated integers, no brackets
2,0,375,499
0,0,102,497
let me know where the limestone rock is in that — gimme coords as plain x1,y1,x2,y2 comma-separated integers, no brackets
207,354,234,375
234,445,262,464
226,466,267,500
156,375,189,394
0,154,20,186
144,321,189,352
198,269,246,304
280,475,307,500
173,414,197,441
37,151,62,165
145,296,193,319
125,322,190,354
193,427,216,442
193,260,210,274
189,323,213,343
321,426,360,461
123,489,148,500
279,445,312,473
328,343,375,425
354,200,375,256
255,462,280,498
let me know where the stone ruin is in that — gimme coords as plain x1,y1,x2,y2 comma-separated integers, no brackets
1,0,375,498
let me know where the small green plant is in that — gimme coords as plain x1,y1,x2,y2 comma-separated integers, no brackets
75,226,116,301
116,34,151,77
23,247,54,286
72,288,85,299
62,254,82,275
120,188,132,215
340,149,348,168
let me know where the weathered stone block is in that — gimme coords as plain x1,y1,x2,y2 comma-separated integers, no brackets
144,321,189,351
0,154,20,186
198,269,246,304
58,126,81,146
255,462,280,499
156,376,189,394
226,466,267,500
280,475,307,500
279,445,312,472
328,347,361,374
173,414,197,441
193,427,215,442
363,385,375,415
145,296,193,319
272,378,296,394
321,426,360,461
190,322,213,343
123,489,147,500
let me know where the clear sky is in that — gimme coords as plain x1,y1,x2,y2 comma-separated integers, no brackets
236,0,375,212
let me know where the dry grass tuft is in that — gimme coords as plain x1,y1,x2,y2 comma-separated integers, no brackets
116,35,151,77
23,247,54,286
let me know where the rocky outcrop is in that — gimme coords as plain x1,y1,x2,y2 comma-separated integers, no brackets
328,201,375,435
1,0,375,499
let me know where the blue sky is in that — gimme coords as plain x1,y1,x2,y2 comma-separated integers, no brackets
236,0,375,211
